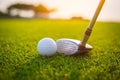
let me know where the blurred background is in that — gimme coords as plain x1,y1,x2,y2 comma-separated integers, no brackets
0,0,120,22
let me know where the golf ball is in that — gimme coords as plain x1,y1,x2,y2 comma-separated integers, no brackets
37,38,57,56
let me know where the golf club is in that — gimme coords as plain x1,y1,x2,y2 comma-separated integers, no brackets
56,0,105,56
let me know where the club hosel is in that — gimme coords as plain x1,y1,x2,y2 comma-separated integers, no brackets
80,28,92,47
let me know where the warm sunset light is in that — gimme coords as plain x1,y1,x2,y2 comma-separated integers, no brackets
0,0,120,80
40,0,120,21
0,0,120,21
44,0,100,19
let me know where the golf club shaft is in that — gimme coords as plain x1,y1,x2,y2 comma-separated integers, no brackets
80,0,105,47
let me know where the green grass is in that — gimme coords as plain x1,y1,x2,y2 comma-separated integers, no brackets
0,19,120,80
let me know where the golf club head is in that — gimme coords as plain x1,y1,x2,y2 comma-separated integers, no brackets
56,39,92,56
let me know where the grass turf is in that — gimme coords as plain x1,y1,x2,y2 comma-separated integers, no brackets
0,19,120,80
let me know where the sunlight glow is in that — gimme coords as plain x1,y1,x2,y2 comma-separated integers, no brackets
19,10,34,18
41,0,99,19
40,0,120,21
10,9,19,16
0,0,120,21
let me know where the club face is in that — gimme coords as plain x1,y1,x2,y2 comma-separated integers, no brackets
56,39,93,55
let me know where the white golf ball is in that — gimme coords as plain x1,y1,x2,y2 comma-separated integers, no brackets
37,38,57,56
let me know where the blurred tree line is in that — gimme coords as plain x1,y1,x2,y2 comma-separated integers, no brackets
0,3,56,19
